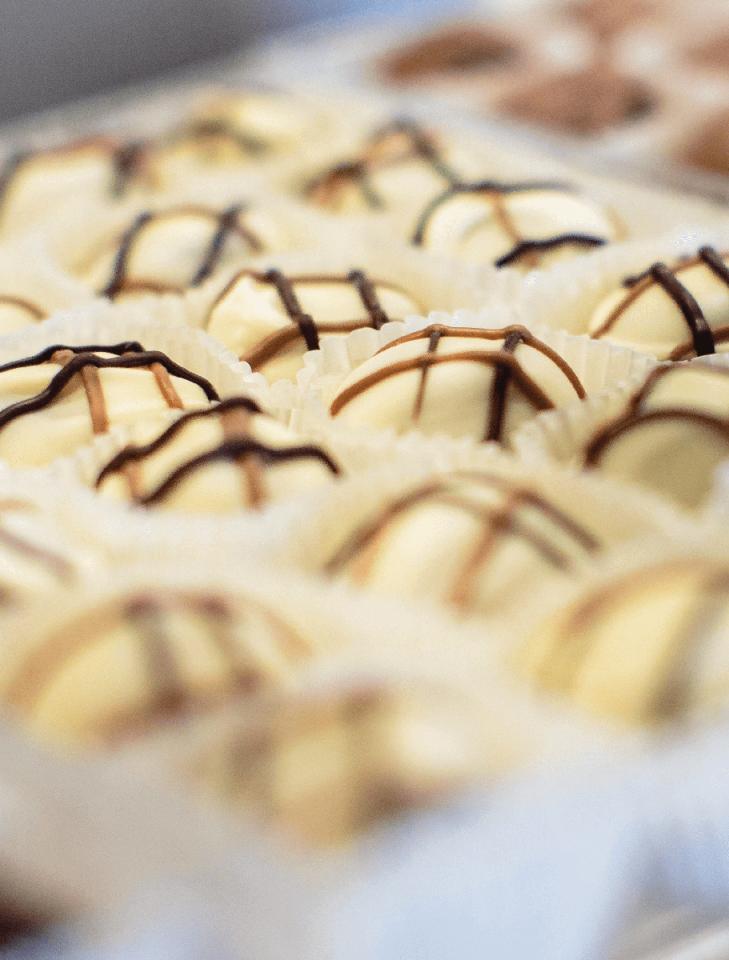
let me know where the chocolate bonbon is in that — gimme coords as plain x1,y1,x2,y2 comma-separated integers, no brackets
96,397,340,512
0,137,148,238
85,204,279,299
306,118,459,216
329,324,586,446
379,24,519,81
522,557,729,726
412,180,617,268
0,342,217,467
198,677,477,844
0,586,313,745
582,361,729,508
497,67,656,137
589,245,729,360
321,470,604,615
204,268,421,381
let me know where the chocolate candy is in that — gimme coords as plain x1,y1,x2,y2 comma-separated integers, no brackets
522,557,729,726
198,677,478,844
379,24,519,81
497,67,656,137
583,361,729,508
329,324,585,446
0,137,147,238
589,245,729,360
305,118,459,217
412,179,616,268
0,585,314,746
85,204,282,299
96,397,340,512
0,342,217,467
204,268,421,381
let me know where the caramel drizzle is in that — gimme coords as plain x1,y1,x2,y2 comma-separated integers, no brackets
592,246,729,359
325,471,599,609
4,590,311,741
306,117,457,209
209,269,406,369
0,295,44,321
540,560,729,723
412,180,607,268
95,396,339,507
330,324,585,443
0,342,218,435
102,204,260,299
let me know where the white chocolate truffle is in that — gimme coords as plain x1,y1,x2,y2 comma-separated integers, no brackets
0,138,147,239
522,558,729,727
584,362,729,508
306,119,458,219
321,471,629,616
96,397,341,513
413,180,617,269
83,204,287,298
0,342,217,468
589,246,729,360
204,268,422,382
0,586,313,746
148,89,329,185
198,677,481,844
329,324,586,445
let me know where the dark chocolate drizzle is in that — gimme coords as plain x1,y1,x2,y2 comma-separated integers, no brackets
96,396,262,485
263,269,320,351
102,212,153,298
494,233,607,268
594,245,729,359
367,117,459,184
0,342,218,434
137,438,340,506
191,204,246,287
347,269,390,329
111,141,146,198
171,118,267,157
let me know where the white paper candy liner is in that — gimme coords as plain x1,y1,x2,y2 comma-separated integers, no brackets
288,311,656,458
517,225,729,338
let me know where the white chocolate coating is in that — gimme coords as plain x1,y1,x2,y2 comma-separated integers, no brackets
0,346,214,468
522,559,729,726
589,248,729,360
0,587,312,746
96,398,339,513
414,185,617,269
205,270,421,381
329,324,585,446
